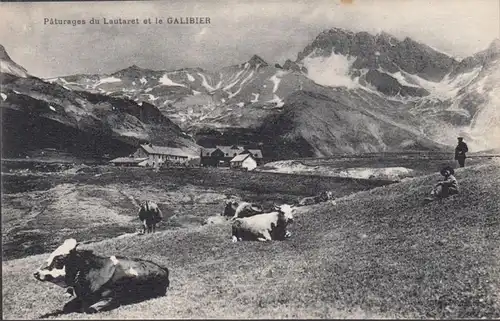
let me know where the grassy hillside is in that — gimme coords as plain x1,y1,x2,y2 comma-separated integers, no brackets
3,160,499,319
2,165,389,260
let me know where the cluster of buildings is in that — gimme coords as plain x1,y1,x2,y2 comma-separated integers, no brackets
199,145,263,170
110,143,264,171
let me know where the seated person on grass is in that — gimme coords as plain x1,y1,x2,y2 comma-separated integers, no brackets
426,166,459,201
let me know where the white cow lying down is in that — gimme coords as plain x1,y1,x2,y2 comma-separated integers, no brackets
202,215,228,225
231,204,295,242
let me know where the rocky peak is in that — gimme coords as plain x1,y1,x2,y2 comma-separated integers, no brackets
296,28,458,81
111,64,151,78
283,59,307,73
486,38,500,54
0,44,11,60
247,54,268,67
0,44,29,78
377,31,398,41
446,38,500,77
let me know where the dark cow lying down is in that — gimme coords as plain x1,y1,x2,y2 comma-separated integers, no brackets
138,201,163,234
223,200,264,219
34,239,170,314
298,191,335,206
202,200,263,226
232,204,295,242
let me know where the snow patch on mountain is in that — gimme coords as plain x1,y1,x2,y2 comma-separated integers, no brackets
1,93,7,101
467,65,500,150
267,94,284,107
270,71,287,93
0,60,29,78
401,66,482,100
114,130,149,139
227,87,242,99
302,51,359,89
251,93,259,103
147,94,159,101
240,70,255,88
187,73,195,82
159,73,186,87
385,71,420,88
49,105,56,112
140,77,147,85
223,69,246,91
198,72,217,91
94,76,121,87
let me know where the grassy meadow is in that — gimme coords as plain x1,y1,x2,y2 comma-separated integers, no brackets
2,157,500,319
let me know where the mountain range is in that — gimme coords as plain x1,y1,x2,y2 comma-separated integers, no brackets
0,45,198,159
1,28,499,159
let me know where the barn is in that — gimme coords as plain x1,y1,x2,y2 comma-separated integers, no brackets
229,153,258,171
133,143,191,167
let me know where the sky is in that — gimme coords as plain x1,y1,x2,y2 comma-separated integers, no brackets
0,0,499,78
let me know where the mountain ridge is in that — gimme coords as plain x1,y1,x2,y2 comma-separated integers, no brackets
3,28,500,158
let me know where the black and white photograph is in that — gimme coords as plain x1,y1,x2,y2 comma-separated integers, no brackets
1,0,500,318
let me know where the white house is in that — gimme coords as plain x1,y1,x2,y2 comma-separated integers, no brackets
133,143,190,167
229,153,258,171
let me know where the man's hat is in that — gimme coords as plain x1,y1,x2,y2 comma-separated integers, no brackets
457,136,463,139
440,166,455,176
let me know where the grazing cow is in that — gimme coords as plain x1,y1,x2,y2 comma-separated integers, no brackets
138,201,162,234
33,239,170,314
231,204,295,242
223,200,263,219
298,191,334,206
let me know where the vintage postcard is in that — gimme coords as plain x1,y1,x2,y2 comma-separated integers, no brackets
1,0,499,319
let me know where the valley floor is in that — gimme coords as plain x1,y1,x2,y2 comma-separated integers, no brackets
2,157,500,319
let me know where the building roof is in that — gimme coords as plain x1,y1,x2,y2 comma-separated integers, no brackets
200,147,218,154
140,144,189,157
245,149,263,159
201,146,263,158
216,145,245,156
230,153,255,163
110,157,148,164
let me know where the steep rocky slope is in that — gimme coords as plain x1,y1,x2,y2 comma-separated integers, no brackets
0,50,199,159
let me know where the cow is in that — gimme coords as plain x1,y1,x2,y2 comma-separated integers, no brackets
33,239,170,314
298,191,334,206
231,204,295,242
222,200,264,219
138,201,163,234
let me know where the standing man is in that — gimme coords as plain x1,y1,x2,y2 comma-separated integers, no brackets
455,137,469,167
